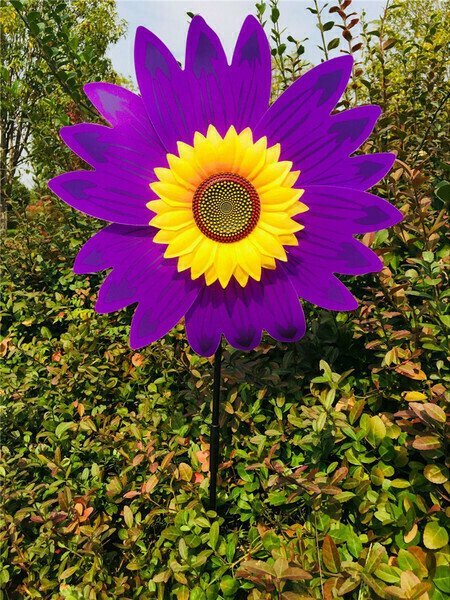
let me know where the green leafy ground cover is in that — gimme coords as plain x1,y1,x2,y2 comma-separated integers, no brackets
1,0,449,598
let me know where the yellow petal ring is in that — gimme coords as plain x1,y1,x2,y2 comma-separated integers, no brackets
148,125,308,288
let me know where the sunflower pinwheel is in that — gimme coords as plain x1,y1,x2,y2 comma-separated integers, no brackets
49,16,403,356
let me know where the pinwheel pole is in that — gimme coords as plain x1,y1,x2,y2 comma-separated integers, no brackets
209,340,222,511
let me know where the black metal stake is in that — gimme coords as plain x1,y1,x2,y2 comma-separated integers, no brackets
209,339,222,512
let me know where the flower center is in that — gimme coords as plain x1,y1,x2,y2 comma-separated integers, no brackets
192,173,260,243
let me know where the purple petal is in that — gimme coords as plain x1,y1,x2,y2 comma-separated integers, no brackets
292,106,382,181
257,269,306,343
60,123,163,182
186,269,306,356
284,256,358,311
230,15,271,130
135,26,196,152
299,186,404,234
129,263,200,349
185,16,234,137
73,225,157,274
301,153,396,190
48,170,153,225
255,55,353,147
95,235,163,314
83,82,161,146
185,284,225,356
290,232,383,275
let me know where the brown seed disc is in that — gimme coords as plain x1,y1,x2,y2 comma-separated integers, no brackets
192,173,260,243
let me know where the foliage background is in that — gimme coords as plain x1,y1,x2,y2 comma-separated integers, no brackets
1,0,449,598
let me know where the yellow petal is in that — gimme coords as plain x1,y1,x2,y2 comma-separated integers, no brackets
166,154,202,189
176,141,195,161
259,187,304,211
288,201,309,217
264,143,281,165
278,233,299,246
215,244,238,288
252,161,293,191
164,226,202,257
236,238,262,281
190,237,218,279
204,264,218,286
261,255,276,269
258,212,303,235
206,124,222,145
153,167,178,184
234,265,249,287
248,227,287,261
238,127,253,146
152,228,179,244
216,126,238,171
239,137,267,179
150,209,194,231
147,199,165,215
177,253,193,272
283,170,300,188
150,181,192,207
193,138,224,175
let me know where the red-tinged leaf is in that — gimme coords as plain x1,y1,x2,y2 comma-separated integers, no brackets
236,559,276,578
412,436,441,451
331,466,348,485
141,474,158,494
282,566,312,581
409,582,432,599
160,451,175,469
123,490,140,499
323,535,341,573
132,454,145,467
395,362,427,381
382,38,397,50
383,586,406,599
422,403,446,423
323,578,340,600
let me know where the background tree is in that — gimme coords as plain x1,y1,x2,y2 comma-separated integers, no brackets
0,0,125,231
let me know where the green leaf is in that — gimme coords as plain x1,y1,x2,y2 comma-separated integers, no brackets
209,521,219,550
397,549,420,574
178,462,193,481
434,566,450,594
423,522,448,549
220,576,239,597
262,530,281,552
190,587,206,600
435,182,450,203
424,464,448,484
347,534,363,558
59,565,78,580
327,38,340,50
55,421,75,439
375,564,401,584
366,416,387,448
123,505,133,528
